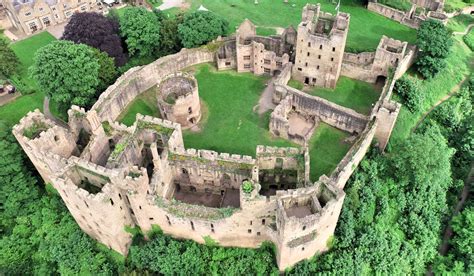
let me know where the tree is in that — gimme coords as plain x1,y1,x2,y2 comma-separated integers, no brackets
119,7,160,57
394,76,423,112
92,48,118,92
178,11,228,48
62,12,127,66
31,40,100,108
416,54,446,79
417,19,452,58
0,38,19,77
155,11,184,56
416,19,452,78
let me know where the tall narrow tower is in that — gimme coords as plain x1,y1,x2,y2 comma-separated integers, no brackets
292,4,350,88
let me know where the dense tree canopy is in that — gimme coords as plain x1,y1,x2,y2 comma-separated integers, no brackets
119,7,160,57
0,38,19,78
92,48,118,92
31,40,100,108
155,11,184,56
417,19,452,58
62,12,127,66
178,11,228,48
394,76,423,112
289,125,454,274
416,19,452,78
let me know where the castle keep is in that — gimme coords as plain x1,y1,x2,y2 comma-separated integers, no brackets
14,4,415,270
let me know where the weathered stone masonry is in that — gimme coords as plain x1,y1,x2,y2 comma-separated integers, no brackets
13,3,411,271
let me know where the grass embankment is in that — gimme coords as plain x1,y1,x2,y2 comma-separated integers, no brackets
0,32,56,124
390,37,473,147
188,0,417,52
118,87,161,126
308,123,352,181
463,28,474,51
447,14,474,33
444,0,471,13
288,76,381,115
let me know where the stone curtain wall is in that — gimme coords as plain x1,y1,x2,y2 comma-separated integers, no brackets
288,87,369,133
330,119,378,189
367,2,424,29
91,48,215,122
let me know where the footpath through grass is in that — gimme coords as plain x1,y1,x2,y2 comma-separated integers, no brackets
0,32,56,125
288,76,381,115
390,37,473,147
308,123,352,181
188,0,417,52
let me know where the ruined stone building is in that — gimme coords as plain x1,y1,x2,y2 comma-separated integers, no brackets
292,4,350,88
216,18,296,76
0,0,98,35
157,72,201,129
14,3,415,271
368,0,448,29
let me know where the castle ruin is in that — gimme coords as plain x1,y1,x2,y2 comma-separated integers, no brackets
14,3,416,271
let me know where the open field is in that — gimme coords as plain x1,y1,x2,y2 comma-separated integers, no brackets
118,87,161,126
0,32,56,125
186,0,417,52
308,123,352,181
288,76,381,115
390,36,473,147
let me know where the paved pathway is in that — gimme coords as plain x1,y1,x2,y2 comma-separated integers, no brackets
0,92,20,106
157,0,184,10
256,80,276,114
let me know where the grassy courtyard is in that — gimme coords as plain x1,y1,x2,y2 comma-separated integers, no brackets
118,87,161,126
288,76,381,115
308,123,352,181
187,0,417,52
0,32,57,124
182,64,293,156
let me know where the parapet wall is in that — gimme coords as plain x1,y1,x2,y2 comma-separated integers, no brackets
91,48,214,122
329,119,377,189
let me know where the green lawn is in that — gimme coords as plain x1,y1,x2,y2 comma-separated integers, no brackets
182,64,294,156
0,32,56,125
444,0,471,13
188,0,417,52
256,27,277,36
390,36,473,147
288,76,381,115
118,87,161,126
117,63,350,178
308,123,352,181
447,14,474,33
464,28,474,51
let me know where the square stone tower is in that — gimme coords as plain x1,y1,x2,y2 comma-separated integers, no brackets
292,4,350,88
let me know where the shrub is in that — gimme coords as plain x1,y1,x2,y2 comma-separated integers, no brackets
416,55,446,79
242,180,254,194
394,76,423,112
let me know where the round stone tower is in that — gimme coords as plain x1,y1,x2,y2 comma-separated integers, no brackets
157,72,201,129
